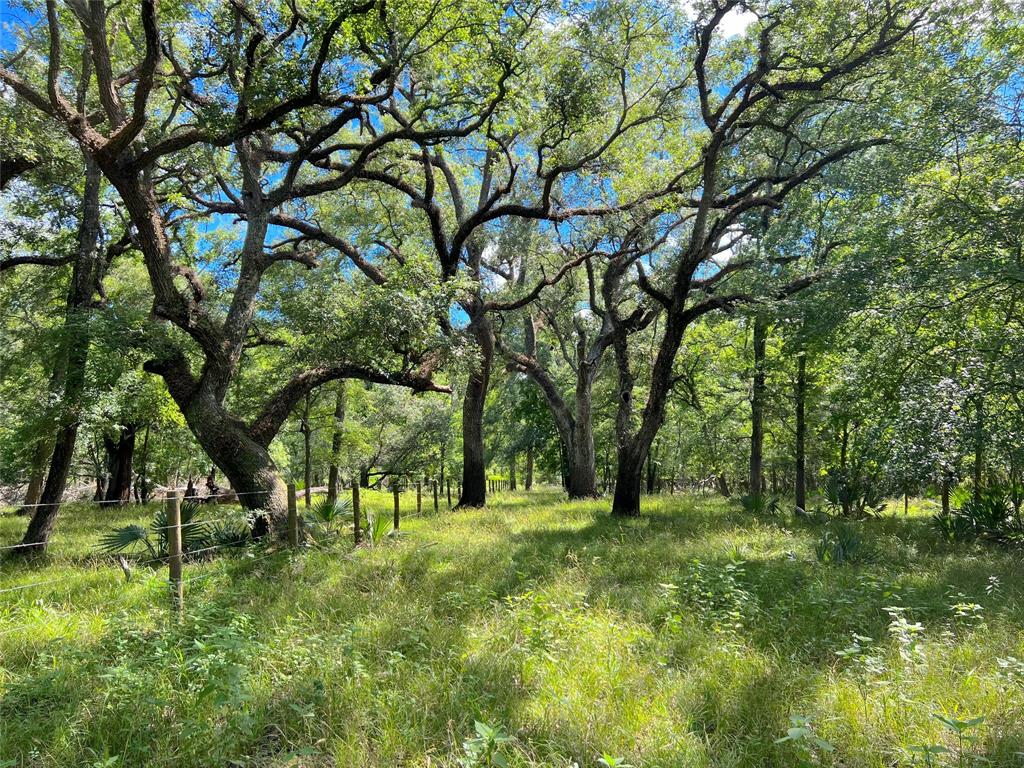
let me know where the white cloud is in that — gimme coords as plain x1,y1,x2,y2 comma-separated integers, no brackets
676,2,757,39
718,7,757,37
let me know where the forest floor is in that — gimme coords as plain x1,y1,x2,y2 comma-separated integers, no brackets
1,490,1023,767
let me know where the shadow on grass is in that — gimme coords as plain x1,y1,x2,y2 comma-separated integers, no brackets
3,493,1024,767
498,499,1024,665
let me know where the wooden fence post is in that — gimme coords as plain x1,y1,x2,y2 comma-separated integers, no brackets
352,479,362,545
287,483,299,548
416,481,422,516
393,481,400,531
166,491,183,618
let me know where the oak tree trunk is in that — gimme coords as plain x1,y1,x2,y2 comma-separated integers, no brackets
327,384,345,506
460,313,492,507
17,439,50,516
795,352,807,511
137,424,151,503
301,393,312,508
154,366,289,537
94,474,108,502
609,312,688,517
749,316,767,496
611,448,644,517
101,423,137,506
18,159,103,554
566,369,599,498
525,444,534,490
973,393,985,506
717,473,730,497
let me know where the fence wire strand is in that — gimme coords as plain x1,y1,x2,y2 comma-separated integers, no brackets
1,483,455,624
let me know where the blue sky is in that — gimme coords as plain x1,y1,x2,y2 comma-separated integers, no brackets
0,1,35,53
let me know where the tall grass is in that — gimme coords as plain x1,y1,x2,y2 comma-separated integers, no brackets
1,491,1022,766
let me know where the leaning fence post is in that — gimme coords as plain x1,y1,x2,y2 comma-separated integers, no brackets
287,483,299,549
416,481,422,516
352,478,362,545
166,491,183,618
393,481,401,531
433,479,439,513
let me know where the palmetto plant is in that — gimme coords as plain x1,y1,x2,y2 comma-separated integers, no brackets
97,502,248,560
815,523,868,564
824,472,886,518
306,497,351,540
740,492,781,516
365,511,393,546
932,485,1021,546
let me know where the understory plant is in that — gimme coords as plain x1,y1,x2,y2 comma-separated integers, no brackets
931,485,1022,546
739,492,781,516
97,501,249,560
305,497,352,541
824,471,886,518
663,556,754,635
459,721,513,767
815,523,870,564
364,511,393,546
775,714,835,765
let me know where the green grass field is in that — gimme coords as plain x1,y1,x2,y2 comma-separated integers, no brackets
1,491,1023,767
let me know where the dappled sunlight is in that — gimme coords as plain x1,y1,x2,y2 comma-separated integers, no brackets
4,493,1024,765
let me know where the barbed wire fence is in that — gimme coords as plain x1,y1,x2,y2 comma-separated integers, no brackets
0,472,502,636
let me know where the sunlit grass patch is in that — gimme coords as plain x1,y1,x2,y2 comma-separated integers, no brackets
2,491,1024,766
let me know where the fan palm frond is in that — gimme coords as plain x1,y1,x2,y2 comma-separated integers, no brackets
97,525,156,557
308,497,350,525
366,511,393,546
